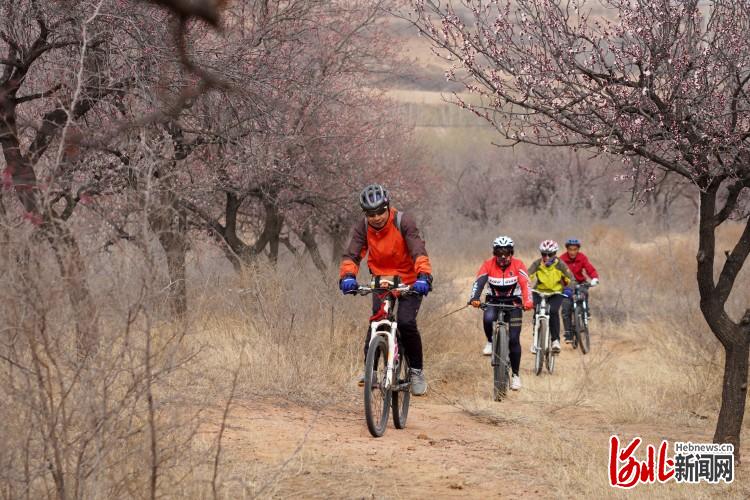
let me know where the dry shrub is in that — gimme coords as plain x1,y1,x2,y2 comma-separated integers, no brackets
0,229,226,498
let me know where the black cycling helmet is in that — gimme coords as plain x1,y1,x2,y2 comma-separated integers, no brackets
359,184,389,211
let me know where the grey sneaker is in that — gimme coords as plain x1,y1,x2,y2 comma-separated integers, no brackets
551,340,561,353
410,368,427,396
511,374,521,391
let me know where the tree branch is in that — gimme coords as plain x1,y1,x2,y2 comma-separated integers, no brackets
15,84,62,104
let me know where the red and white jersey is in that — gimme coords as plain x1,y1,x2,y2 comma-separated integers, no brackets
470,256,532,307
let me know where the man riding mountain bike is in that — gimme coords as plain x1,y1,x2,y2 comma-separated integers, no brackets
339,184,433,396
560,238,599,343
528,240,576,354
468,236,533,391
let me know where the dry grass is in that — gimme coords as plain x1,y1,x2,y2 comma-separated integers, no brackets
169,216,750,497
3,213,748,497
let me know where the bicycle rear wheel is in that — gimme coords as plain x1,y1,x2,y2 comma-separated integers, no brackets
364,335,390,437
493,323,510,401
392,341,411,429
576,309,590,354
534,319,546,376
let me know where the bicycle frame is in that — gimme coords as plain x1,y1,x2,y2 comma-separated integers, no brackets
532,291,555,352
479,302,518,400
353,284,413,390
480,302,518,366
572,284,590,327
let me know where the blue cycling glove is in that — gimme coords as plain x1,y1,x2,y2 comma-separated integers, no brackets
340,275,358,294
563,287,573,298
413,273,432,296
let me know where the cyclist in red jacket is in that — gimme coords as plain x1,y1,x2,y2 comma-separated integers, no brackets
560,238,599,343
468,236,533,391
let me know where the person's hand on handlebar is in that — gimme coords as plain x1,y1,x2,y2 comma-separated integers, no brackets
339,275,358,294
469,299,481,308
590,278,599,287
412,273,432,296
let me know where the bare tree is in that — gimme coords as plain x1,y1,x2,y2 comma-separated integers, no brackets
410,0,750,455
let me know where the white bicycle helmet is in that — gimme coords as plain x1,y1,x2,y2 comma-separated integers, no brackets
539,240,559,253
492,235,514,249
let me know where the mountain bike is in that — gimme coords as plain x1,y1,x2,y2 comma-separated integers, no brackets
347,278,414,437
571,283,591,354
479,302,519,401
532,290,562,375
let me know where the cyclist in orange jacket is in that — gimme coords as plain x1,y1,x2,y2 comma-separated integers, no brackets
468,236,533,391
339,184,433,395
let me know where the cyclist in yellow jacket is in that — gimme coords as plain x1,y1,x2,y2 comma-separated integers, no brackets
527,240,575,353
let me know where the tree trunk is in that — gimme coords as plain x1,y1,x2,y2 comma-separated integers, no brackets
264,202,283,265
330,229,345,265
697,182,750,462
160,215,188,318
714,341,750,457
47,223,98,356
148,195,189,317
299,228,327,273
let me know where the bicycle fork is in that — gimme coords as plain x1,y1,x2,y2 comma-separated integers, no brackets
368,320,398,389
532,299,549,352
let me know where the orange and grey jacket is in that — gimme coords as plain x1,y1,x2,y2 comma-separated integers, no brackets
339,207,432,285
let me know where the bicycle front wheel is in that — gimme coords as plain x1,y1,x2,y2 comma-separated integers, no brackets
534,319,546,376
392,341,411,429
364,335,390,437
546,345,556,374
576,309,590,354
493,323,510,401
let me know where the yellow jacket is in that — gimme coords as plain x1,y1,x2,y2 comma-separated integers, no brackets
528,257,575,293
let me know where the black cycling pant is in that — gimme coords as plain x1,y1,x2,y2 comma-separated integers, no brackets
364,293,423,370
534,294,564,342
483,306,523,375
562,289,589,338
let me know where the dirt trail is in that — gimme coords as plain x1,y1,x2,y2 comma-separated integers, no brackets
210,307,749,498
220,394,550,498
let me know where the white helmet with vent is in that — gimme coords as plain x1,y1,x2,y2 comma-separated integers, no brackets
492,235,514,249
539,240,559,253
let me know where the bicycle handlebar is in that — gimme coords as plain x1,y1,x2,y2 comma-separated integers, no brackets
345,284,416,296
479,302,521,311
